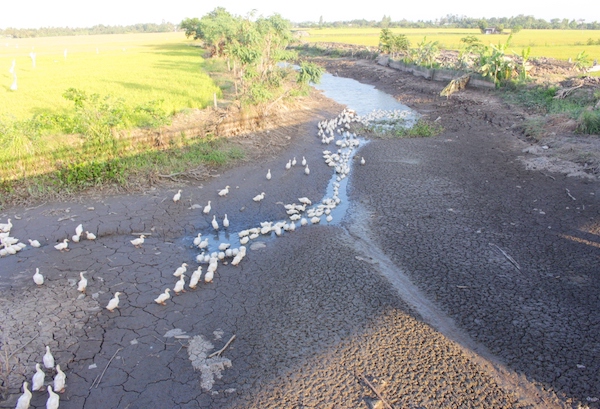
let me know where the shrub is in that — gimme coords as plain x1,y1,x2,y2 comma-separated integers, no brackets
577,110,600,134
297,61,324,85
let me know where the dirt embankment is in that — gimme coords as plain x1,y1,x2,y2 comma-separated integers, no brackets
311,57,600,180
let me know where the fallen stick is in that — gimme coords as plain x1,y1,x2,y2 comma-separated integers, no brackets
91,347,123,389
208,335,236,358
553,82,583,99
7,334,39,360
490,243,521,272
357,372,394,409
57,215,78,222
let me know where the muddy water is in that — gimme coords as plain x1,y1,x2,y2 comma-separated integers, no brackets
314,72,415,117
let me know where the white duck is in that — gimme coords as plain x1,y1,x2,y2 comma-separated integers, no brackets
204,269,214,283
189,266,202,289
360,156,366,165
173,263,188,277
77,272,87,293
33,268,44,286
54,239,69,252
298,197,312,205
32,363,45,391
28,239,41,248
218,186,230,197
43,345,54,369
173,274,186,294
130,235,145,248
253,192,265,202
15,381,32,409
223,214,229,228
0,219,12,233
203,201,211,214
53,364,66,393
75,224,83,237
285,160,291,170
173,189,182,202
305,165,310,175
211,215,219,230
85,231,96,240
193,233,202,247
198,238,209,249
71,234,80,243
154,288,171,305
302,156,307,166
266,169,271,180
46,385,59,409
106,292,121,312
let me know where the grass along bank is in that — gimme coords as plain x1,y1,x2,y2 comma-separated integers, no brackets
0,33,237,208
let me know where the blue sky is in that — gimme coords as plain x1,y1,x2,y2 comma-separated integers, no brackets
1,0,597,29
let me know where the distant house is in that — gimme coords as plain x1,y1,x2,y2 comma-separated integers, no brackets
484,27,500,34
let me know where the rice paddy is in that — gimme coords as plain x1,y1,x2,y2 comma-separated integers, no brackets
301,27,600,62
0,32,221,120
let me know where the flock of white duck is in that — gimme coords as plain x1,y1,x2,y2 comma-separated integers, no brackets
2,107,410,408
14,345,65,409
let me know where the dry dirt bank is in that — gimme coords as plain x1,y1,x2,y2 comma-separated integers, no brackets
313,57,600,181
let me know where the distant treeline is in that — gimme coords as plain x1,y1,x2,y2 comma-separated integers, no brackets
297,14,600,30
0,22,177,38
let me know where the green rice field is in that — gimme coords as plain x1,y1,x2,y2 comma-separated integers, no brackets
0,32,221,120
303,27,600,62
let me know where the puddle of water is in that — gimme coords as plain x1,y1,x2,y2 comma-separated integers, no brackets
314,73,416,119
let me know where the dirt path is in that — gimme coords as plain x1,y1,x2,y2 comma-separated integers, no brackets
0,58,598,409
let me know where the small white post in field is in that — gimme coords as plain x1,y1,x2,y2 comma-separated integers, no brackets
64,48,68,60
9,59,15,74
30,52,36,68
213,93,217,109
10,73,17,91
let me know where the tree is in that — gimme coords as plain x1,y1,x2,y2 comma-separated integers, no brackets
478,20,488,33
180,8,238,56
379,29,410,58
180,18,200,39
380,15,391,28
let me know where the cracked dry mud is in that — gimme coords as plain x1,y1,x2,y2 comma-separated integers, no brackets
1,58,599,409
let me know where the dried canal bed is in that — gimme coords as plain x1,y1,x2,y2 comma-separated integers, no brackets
0,64,589,408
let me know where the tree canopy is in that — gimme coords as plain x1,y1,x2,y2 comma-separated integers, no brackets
182,9,308,105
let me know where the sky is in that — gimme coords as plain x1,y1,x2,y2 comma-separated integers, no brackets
0,0,598,29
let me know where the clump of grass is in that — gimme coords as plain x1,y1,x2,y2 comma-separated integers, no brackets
353,117,443,138
394,118,444,137
520,117,547,140
0,118,38,163
577,110,600,134
503,84,600,135
0,135,245,209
